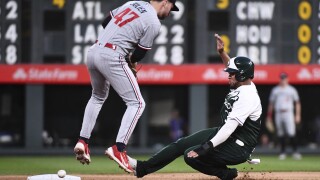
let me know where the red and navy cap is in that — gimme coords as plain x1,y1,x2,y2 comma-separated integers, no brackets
280,72,288,79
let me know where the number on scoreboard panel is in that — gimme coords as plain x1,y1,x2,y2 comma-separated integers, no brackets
318,2,320,64
152,1,185,65
0,0,2,63
2,0,19,64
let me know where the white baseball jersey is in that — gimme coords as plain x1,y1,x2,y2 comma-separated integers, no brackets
97,1,161,55
220,82,262,147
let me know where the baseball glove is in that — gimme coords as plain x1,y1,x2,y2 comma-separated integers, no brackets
126,58,138,78
265,119,275,133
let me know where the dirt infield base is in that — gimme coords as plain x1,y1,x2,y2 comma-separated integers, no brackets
80,172,320,180
2,172,320,180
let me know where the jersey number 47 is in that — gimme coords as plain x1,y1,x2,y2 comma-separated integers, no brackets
114,8,140,27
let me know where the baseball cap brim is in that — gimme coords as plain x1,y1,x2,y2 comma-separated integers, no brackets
280,73,288,79
224,68,238,73
171,4,179,11
168,0,179,11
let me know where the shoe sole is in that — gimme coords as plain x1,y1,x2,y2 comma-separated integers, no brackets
105,147,133,173
74,148,90,165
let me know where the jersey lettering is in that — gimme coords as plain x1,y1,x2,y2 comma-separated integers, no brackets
114,8,140,27
221,91,239,123
130,2,147,13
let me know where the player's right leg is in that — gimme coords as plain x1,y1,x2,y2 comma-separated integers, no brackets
104,57,145,172
184,147,238,180
275,113,287,160
75,47,110,164
183,138,246,180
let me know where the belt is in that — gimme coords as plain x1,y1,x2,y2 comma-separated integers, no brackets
229,136,255,152
229,136,244,146
95,40,117,50
235,139,245,146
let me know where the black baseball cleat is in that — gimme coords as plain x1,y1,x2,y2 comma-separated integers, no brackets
221,168,238,180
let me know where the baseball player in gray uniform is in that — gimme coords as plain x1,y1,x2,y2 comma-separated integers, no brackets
115,34,262,180
267,73,302,160
74,0,179,172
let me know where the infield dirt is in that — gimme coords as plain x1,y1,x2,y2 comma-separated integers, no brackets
1,172,320,180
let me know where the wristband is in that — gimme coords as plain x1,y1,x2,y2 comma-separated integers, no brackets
193,141,214,156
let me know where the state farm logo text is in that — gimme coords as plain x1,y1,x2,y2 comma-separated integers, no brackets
13,68,78,81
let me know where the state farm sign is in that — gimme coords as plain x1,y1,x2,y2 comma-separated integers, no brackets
297,68,320,80
138,68,173,81
1,64,320,85
0,65,90,84
13,68,78,81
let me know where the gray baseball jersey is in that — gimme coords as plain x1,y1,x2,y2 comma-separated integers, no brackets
269,85,299,113
80,1,161,145
97,1,161,55
269,85,299,136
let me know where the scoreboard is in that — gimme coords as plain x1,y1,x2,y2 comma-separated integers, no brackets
0,0,21,64
1,0,320,65
149,0,187,65
209,0,320,64
66,0,117,65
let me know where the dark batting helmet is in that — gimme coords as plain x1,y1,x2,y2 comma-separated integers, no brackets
224,56,254,82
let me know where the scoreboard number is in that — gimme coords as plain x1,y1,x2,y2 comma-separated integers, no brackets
172,1,184,20
6,44,17,64
0,2,1,62
2,0,19,64
155,25,168,44
154,46,167,65
153,1,185,65
171,25,184,44
318,3,320,64
6,1,18,19
5,24,17,43
319,1,320,19
171,45,183,65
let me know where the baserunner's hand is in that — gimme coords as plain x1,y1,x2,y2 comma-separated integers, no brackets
187,150,199,158
215,33,224,53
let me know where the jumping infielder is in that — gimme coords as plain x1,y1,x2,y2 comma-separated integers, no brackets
267,73,302,160
115,34,262,180
74,0,179,172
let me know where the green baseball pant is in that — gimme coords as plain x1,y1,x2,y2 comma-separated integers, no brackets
136,127,253,179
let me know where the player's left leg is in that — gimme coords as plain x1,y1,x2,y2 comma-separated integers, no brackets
75,47,111,165
108,58,146,145
286,112,301,159
134,128,218,178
